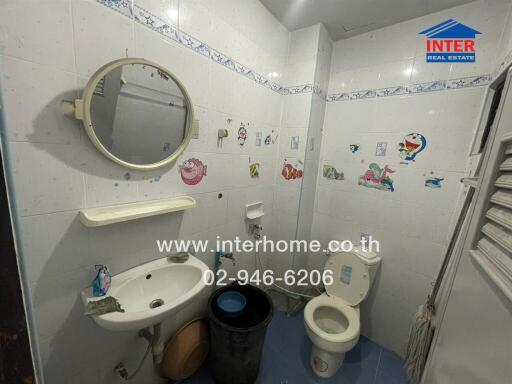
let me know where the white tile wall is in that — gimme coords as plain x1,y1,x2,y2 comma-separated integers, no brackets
0,0,289,382
0,0,76,71
310,0,512,357
271,24,333,279
3,0,512,380
72,0,136,77
1,56,82,144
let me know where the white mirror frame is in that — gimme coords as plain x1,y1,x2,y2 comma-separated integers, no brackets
71,58,195,171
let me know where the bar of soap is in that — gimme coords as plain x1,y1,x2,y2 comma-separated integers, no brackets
84,296,124,316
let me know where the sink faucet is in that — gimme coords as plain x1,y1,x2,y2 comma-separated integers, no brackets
251,224,263,239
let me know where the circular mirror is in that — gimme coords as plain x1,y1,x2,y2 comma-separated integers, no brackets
80,58,194,170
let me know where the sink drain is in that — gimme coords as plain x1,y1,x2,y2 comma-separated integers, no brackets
149,299,164,309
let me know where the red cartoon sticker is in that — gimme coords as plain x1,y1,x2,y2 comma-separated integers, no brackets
281,161,303,180
179,158,207,185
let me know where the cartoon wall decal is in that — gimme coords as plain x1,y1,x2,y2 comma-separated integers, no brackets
272,131,279,144
291,136,300,150
256,132,262,147
323,165,344,180
350,144,360,154
375,142,388,156
358,163,395,192
238,123,247,146
249,163,260,178
425,177,444,188
157,69,169,80
281,160,303,180
179,158,207,185
397,133,426,162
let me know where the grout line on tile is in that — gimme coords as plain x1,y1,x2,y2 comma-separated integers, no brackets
68,0,79,75
373,348,383,384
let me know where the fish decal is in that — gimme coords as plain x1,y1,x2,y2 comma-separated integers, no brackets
358,163,395,192
179,158,207,185
397,133,426,162
425,177,444,188
281,161,303,180
323,165,344,180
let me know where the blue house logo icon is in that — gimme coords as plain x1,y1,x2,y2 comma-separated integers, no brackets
419,19,481,63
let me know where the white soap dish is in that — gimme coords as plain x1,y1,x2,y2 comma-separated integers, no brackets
246,201,264,220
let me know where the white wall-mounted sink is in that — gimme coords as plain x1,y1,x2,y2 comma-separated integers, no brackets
81,255,208,331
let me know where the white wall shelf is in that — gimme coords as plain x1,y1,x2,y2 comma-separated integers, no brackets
80,196,196,227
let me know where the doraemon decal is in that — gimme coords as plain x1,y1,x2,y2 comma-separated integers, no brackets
358,163,395,192
397,133,426,162
238,124,247,147
179,158,207,185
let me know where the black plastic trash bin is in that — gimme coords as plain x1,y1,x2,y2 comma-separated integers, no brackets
208,283,273,384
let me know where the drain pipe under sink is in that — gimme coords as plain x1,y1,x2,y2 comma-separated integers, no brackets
115,323,164,380
140,323,164,364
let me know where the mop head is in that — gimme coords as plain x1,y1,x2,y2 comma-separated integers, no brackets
404,304,435,384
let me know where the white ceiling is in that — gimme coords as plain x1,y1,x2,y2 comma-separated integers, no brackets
260,0,476,40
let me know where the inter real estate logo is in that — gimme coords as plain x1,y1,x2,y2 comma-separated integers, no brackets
419,19,481,63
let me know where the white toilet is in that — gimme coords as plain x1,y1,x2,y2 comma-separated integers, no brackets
304,247,381,378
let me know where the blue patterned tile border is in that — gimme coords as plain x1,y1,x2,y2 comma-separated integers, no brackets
98,1,493,102
179,30,210,57
97,0,310,96
445,74,492,89
326,74,492,102
133,5,179,41
375,85,409,97
99,0,132,17
287,84,313,94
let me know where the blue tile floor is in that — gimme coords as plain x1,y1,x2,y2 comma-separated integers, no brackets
184,309,410,384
